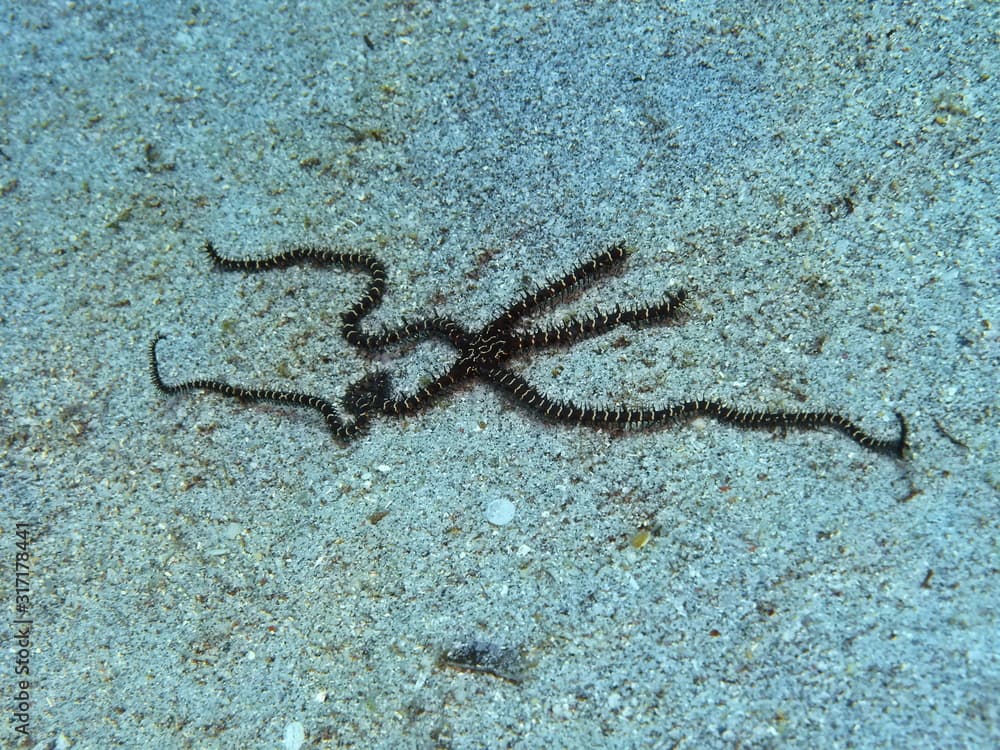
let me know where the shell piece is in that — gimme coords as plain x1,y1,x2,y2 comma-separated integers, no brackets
630,529,652,549
485,496,516,526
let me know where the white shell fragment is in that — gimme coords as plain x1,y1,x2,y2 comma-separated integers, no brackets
283,721,305,750
485,496,516,526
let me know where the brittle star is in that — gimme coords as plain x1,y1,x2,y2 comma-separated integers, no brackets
150,240,907,458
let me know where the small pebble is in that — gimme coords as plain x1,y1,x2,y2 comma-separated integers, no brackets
485,496,516,526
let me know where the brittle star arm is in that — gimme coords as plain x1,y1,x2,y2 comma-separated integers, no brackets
204,240,390,350
372,368,461,417
486,367,908,459
357,316,470,353
507,289,689,354
487,241,631,333
206,240,467,352
149,334,387,442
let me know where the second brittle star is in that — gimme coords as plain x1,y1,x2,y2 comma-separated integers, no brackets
150,240,908,458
